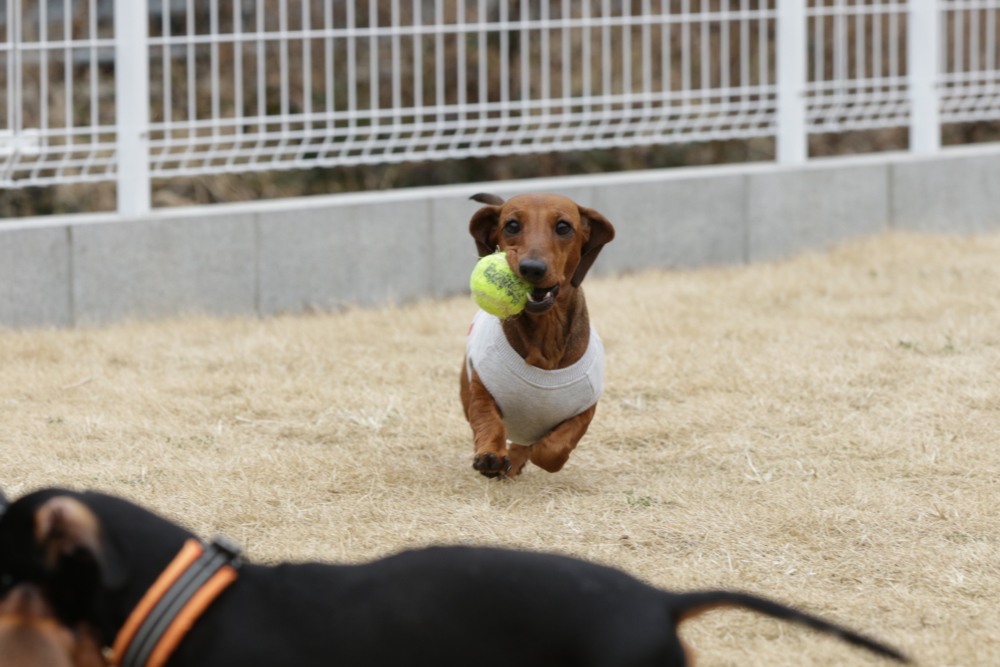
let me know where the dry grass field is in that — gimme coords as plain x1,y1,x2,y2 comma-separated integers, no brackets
2,230,999,666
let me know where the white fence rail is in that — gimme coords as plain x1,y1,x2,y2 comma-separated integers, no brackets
2,0,1000,214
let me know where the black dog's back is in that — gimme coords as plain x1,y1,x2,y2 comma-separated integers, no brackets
190,546,906,667
189,546,688,667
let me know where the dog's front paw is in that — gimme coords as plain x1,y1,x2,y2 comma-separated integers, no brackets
473,451,512,478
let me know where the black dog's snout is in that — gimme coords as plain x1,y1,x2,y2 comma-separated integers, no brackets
518,258,547,283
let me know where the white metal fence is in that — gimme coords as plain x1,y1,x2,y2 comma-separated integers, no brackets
1,0,999,214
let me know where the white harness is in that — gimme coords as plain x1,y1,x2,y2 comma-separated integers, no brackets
465,309,605,446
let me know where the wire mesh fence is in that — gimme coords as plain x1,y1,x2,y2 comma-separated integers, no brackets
940,0,1000,123
145,0,778,177
0,0,116,186
0,0,999,207
805,0,911,132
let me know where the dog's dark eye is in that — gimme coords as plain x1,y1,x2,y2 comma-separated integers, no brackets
503,220,521,235
555,221,573,236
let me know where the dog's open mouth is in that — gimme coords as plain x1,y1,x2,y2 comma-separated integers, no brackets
524,284,560,314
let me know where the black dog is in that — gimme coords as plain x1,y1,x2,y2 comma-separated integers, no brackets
0,489,908,666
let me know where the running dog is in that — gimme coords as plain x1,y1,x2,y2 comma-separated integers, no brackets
461,192,615,478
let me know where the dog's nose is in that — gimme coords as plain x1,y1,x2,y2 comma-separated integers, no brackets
519,258,548,283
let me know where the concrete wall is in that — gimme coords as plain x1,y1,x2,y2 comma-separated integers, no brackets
3,143,1000,328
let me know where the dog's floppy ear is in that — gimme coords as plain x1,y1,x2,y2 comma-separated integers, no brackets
469,197,503,258
470,192,505,206
571,206,616,288
0,486,8,519
34,496,126,589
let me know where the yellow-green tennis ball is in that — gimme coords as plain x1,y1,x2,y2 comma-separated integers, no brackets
470,251,531,318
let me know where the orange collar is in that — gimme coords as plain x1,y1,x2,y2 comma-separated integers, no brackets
110,538,241,667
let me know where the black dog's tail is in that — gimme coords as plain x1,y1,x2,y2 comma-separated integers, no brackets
672,590,909,663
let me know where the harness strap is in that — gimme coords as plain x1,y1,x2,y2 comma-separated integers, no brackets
111,537,242,667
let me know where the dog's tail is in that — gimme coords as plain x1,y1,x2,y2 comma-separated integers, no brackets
671,590,909,663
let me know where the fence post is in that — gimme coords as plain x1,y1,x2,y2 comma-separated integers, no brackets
114,0,151,215
909,0,941,153
776,0,807,164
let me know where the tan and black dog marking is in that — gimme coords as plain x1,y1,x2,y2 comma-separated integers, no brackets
0,583,106,667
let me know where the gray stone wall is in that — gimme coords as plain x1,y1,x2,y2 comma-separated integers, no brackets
3,143,1000,328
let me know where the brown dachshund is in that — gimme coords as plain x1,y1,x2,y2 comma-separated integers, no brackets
461,192,615,478
0,583,106,667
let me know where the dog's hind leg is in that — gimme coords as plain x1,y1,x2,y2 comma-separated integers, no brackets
505,443,530,477
528,404,596,473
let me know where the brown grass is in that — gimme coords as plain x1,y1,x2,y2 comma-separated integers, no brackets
2,230,999,666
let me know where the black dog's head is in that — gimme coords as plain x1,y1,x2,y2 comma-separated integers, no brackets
0,489,129,626
0,488,193,633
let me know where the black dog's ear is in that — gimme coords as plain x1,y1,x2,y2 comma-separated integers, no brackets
571,206,616,288
0,487,8,518
34,496,127,589
469,203,502,258
470,192,505,206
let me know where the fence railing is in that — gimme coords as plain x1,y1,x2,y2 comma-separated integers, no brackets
2,0,999,215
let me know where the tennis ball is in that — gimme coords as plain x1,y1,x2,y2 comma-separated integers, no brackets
470,251,531,318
